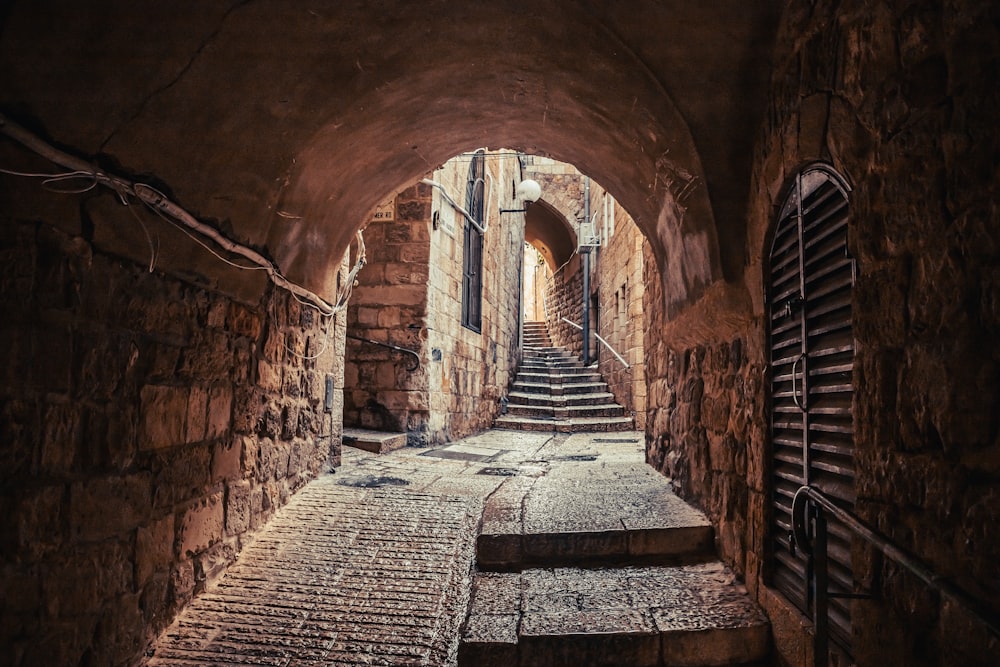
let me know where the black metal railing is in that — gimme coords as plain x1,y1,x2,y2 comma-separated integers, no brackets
346,334,420,371
790,485,1000,666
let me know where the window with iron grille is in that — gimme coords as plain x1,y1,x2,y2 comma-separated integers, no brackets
462,150,485,332
767,164,856,658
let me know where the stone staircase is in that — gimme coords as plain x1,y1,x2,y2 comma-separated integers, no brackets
495,321,634,432
459,436,772,667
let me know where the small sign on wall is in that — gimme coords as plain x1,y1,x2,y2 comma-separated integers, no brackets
438,208,456,237
371,198,395,221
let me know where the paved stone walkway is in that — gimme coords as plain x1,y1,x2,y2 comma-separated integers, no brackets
143,430,764,666
143,430,554,666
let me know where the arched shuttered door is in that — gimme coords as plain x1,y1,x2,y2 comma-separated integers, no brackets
768,165,856,654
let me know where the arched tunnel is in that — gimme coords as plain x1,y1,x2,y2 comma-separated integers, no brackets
1,1,998,666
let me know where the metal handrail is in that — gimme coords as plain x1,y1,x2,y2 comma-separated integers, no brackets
346,334,420,371
791,485,1000,665
560,317,630,371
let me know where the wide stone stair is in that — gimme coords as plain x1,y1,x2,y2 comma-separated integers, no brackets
459,435,771,667
495,321,634,433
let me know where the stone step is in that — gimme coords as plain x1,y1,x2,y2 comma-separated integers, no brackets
522,339,552,347
507,390,616,406
507,403,625,419
521,358,584,368
550,371,605,383
523,347,574,357
463,441,768,666
459,563,770,667
476,455,712,570
511,380,609,396
516,370,604,384
560,381,610,394
341,427,407,453
523,353,576,363
493,415,634,432
511,381,558,395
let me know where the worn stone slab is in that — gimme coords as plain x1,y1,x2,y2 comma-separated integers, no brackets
341,427,407,453
478,442,714,569
144,479,478,666
460,564,770,667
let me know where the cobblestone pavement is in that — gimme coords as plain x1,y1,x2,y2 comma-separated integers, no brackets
145,431,680,667
143,430,563,666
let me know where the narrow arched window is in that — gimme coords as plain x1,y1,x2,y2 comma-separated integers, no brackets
461,150,485,332
767,164,856,659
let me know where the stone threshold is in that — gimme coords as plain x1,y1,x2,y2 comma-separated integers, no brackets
341,427,407,453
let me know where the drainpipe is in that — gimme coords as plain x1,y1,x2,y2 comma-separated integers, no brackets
582,177,592,365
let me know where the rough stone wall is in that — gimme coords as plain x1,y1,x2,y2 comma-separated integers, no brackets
543,256,585,358
645,1,1000,665
344,188,431,444
756,2,999,665
595,200,649,429
643,279,764,586
426,152,524,441
0,220,342,666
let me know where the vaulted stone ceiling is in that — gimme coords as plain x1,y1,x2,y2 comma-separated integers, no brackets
0,0,780,310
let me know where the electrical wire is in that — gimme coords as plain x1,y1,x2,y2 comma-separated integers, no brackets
0,112,366,319
0,166,99,194
123,198,160,273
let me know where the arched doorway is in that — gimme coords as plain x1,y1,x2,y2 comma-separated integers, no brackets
767,164,856,659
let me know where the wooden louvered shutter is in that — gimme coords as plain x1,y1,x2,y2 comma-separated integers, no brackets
768,166,856,654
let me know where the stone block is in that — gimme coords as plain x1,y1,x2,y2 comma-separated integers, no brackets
400,244,431,263
261,325,284,363
28,325,73,393
171,559,196,603
186,384,208,443
249,485,265,529
15,485,64,559
70,473,151,541
459,614,519,667
151,444,210,508
478,534,524,570
140,385,188,451
179,492,224,558
207,384,233,439
352,285,427,307
39,400,79,474
211,437,243,482
135,514,175,587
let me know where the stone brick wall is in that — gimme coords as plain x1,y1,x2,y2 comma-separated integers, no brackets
0,220,343,666
543,255,585,358
425,152,524,441
643,281,764,587
344,187,431,444
594,197,649,429
644,1,1000,665
536,171,649,429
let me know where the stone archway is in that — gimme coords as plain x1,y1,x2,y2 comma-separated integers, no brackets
0,0,780,315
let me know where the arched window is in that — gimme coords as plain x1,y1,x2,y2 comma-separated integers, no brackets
461,150,485,332
767,164,856,657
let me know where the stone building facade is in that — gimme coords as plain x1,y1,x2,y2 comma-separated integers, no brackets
344,151,526,445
